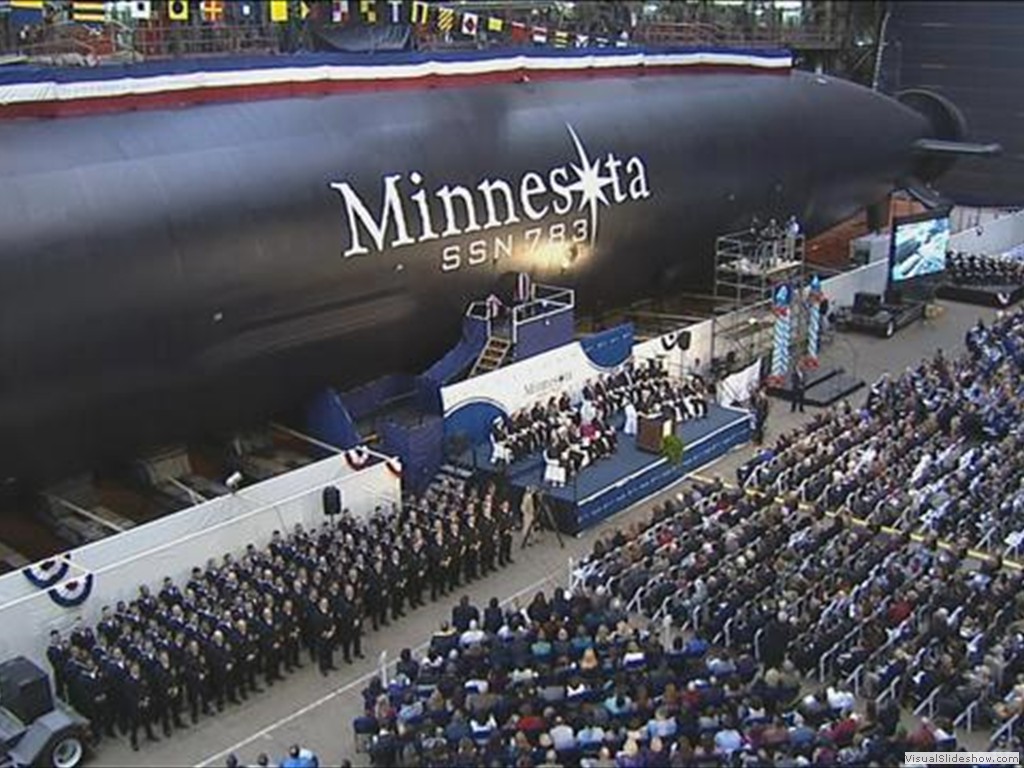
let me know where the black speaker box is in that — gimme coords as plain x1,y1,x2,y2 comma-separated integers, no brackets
853,292,881,316
0,656,53,723
322,485,341,517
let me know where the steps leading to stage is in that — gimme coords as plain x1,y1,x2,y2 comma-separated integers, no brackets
804,371,866,407
767,366,865,408
766,366,840,400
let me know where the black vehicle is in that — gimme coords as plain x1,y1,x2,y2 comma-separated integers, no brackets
0,658,89,768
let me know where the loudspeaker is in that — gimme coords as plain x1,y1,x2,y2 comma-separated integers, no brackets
677,331,691,351
322,485,341,518
853,292,881,316
0,657,53,723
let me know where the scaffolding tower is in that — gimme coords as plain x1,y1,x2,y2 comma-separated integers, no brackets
714,224,806,308
710,224,808,377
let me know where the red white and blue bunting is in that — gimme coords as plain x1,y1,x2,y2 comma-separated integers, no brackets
0,48,793,119
344,445,372,470
22,557,71,589
48,574,95,608
385,456,403,478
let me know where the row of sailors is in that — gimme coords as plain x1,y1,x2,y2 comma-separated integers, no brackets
46,489,521,751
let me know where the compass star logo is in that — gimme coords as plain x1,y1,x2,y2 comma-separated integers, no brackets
329,124,651,261
565,124,616,246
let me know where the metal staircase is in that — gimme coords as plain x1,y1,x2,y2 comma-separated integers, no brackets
468,336,512,378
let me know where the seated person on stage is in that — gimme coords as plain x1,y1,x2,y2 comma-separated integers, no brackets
580,396,598,425
623,400,638,436
490,418,511,466
592,420,617,459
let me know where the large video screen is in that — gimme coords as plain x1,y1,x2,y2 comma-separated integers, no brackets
890,213,951,283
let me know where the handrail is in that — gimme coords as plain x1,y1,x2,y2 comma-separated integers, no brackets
875,675,901,707
511,283,574,345
847,663,865,698
989,712,1020,749
913,685,942,719
954,699,980,733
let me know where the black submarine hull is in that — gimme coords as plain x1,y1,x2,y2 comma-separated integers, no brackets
0,69,939,482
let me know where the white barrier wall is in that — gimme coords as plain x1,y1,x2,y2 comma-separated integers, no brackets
949,208,1024,256
632,319,714,379
818,260,890,308
0,455,400,670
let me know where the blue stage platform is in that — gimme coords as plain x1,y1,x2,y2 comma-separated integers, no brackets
459,404,751,534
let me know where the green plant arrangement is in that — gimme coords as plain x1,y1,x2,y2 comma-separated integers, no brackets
662,433,685,466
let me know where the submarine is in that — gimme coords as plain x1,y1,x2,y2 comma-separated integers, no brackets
0,48,987,484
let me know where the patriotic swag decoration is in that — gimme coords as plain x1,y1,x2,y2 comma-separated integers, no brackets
385,456,403,478
0,50,794,118
344,445,371,470
49,574,95,608
804,274,824,368
22,557,71,588
769,283,794,385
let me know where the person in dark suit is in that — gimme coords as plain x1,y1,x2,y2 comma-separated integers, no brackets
183,639,211,724
124,661,158,751
205,630,235,711
790,367,806,413
311,597,336,676
451,595,480,634
280,598,303,674
46,630,70,702
151,649,186,737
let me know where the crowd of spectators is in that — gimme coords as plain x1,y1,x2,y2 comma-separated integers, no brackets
45,473,520,752
353,586,916,767
575,308,1024,749
491,360,710,482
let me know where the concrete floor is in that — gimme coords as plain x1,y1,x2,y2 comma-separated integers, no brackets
85,298,1000,768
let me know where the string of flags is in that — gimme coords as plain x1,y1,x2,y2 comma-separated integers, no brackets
4,1,631,48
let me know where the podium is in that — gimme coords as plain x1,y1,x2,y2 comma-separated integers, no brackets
636,413,674,453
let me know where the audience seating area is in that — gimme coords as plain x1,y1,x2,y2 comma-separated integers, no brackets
578,309,1024,755
354,586,916,767
354,308,1024,764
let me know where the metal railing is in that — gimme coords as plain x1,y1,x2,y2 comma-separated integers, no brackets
634,21,845,51
955,699,981,733
913,685,942,719
511,283,574,346
990,712,1020,750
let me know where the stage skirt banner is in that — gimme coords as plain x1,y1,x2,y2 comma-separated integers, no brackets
441,325,633,445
